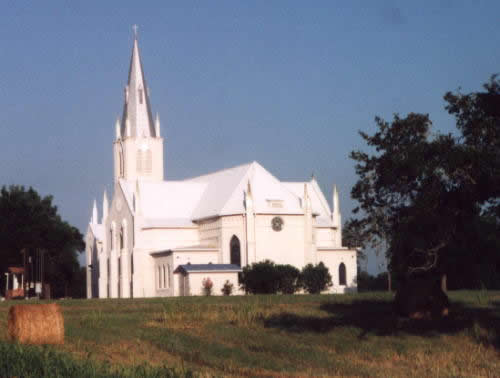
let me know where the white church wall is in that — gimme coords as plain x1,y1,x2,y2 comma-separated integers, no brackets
220,216,245,265
105,183,135,298
131,250,156,297
136,228,200,250
315,227,338,248
317,250,357,294
254,214,306,267
119,137,164,183
152,254,174,297
198,218,222,248
172,251,219,267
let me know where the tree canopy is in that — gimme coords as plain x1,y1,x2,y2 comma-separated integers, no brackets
348,76,500,289
0,185,85,297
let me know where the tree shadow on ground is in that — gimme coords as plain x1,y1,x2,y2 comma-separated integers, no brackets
263,298,500,349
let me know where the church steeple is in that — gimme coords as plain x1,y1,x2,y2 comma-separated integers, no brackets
114,27,164,183
120,27,156,138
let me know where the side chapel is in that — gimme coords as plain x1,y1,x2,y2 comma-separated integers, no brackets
85,32,357,298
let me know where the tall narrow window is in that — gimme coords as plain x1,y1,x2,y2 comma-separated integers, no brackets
138,88,143,104
118,257,121,298
110,229,113,250
137,150,143,173
157,266,162,289
119,227,124,250
162,265,166,289
167,265,170,288
339,263,347,286
119,151,124,177
230,235,241,267
144,150,152,174
107,258,110,298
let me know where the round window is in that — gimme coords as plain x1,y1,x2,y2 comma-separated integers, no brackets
271,217,284,232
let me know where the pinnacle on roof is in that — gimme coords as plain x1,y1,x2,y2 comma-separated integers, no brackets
120,27,156,138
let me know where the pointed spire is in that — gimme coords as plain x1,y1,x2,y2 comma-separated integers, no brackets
155,113,161,137
102,190,109,223
332,184,341,227
92,200,98,224
120,27,156,138
304,183,312,213
333,185,339,213
126,118,131,137
115,118,121,140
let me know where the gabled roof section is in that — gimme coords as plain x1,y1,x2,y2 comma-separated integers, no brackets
185,161,303,219
137,180,207,225
282,181,332,218
120,35,156,138
186,162,253,219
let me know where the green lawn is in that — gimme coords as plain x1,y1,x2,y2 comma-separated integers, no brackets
1,291,499,377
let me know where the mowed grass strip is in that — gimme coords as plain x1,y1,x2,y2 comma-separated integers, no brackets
0,291,499,376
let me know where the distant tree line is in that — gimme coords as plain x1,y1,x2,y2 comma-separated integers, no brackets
0,185,85,298
344,75,500,290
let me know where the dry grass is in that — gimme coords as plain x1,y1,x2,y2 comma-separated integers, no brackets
0,292,499,376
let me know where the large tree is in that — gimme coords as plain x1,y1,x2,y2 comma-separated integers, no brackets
0,185,84,297
349,76,500,288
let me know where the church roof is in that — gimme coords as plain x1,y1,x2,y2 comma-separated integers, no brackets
120,161,335,227
175,264,242,273
282,180,332,218
120,35,156,138
186,161,303,219
137,181,206,226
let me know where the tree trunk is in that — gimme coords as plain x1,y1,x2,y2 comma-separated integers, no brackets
388,271,392,292
441,273,447,292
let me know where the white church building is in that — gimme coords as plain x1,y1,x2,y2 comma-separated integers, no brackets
85,34,357,298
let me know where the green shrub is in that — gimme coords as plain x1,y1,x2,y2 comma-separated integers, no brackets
202,277,213,296
276,264,302,294
240,260,280,294
221,280,234,296
301,262,332,294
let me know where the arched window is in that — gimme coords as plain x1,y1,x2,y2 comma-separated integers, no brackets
339,263,347,286
144,150,152,174
138,87,144,104
119,150,124,177
118,257,121,298
167,265,170,288
230,235,241,267
119,227,124,250
162,265,166,289
157,266,162,289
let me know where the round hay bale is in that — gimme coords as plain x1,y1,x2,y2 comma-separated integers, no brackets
394,277,449,320
8,303,64,344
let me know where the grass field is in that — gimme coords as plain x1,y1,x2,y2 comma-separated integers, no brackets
1,291,499,377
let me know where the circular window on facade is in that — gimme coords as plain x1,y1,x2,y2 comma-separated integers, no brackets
271,216,284,232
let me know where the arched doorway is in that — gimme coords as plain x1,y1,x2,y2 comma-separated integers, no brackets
339,263,347,286
230,235,241,267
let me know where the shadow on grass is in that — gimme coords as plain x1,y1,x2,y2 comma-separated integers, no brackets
263,298,500,349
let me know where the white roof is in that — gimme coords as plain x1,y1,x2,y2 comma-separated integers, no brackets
186,161,303,219
282,179,332,218
120,161,335,227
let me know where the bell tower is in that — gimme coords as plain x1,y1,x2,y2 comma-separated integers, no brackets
113,27,164,183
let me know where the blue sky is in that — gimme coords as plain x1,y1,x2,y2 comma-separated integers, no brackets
0,1,498,273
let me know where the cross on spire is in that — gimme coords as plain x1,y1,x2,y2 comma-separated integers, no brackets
132,24,139,39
